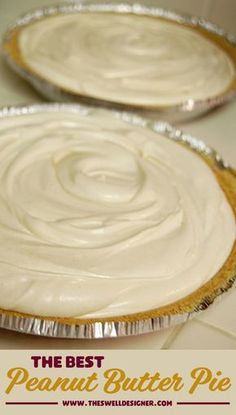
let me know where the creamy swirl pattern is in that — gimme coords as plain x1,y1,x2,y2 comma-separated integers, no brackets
18,13,235,106
0,110,235,318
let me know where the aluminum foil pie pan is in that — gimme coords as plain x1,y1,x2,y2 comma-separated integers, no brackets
2,1,236,122
0,103,235,339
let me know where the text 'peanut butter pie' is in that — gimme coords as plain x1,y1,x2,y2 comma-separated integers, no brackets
6,11,236,109
0,107,235,322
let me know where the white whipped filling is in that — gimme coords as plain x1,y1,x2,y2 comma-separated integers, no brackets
18,13,235,107
0,110,234,318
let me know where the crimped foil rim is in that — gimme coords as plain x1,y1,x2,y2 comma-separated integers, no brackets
0,102,235,339
2,1,236,121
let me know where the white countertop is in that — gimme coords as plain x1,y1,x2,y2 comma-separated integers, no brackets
0,0,235,350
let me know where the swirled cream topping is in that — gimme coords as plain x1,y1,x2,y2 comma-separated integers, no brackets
0,109,235,318
18,12,235,107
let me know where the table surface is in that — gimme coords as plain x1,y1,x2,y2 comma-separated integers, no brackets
0,0,235,350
